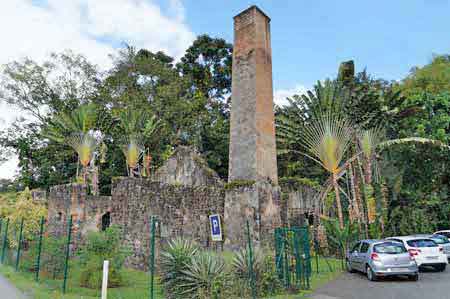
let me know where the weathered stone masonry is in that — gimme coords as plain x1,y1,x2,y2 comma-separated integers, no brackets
110,177,224,269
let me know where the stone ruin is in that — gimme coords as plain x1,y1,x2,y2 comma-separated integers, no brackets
45,6,318,270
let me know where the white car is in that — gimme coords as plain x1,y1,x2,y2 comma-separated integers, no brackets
430,234,450,261
435,230,450,239
387,236,448,271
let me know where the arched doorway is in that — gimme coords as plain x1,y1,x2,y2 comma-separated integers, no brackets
101,212,111,231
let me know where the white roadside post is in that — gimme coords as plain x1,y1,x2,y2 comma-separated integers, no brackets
101,260,109,299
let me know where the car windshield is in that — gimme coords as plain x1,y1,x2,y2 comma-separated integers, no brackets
406,239,438,248
431,235,450,244
374,242,407,254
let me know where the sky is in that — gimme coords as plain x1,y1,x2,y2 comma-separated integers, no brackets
0,0,449,179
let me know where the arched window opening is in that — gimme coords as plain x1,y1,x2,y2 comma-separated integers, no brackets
101,212,111,231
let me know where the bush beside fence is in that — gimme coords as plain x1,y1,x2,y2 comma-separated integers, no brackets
0,216,341,299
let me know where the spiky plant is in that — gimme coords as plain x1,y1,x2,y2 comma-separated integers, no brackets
231,247,263,279
179,252,225,299
159,238,198,299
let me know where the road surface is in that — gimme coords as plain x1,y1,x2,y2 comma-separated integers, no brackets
0,274,24,299
309,267,450,299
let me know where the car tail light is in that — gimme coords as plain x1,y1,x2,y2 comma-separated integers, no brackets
371,253,380,261
408,248,421,257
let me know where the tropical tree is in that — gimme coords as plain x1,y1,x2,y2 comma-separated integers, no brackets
43,104,100,182
301,112,354,228
116,108,159,177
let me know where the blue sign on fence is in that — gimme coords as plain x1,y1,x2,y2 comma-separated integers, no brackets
209,214,222,241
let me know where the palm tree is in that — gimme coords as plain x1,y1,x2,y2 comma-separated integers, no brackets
43,104,99,181
117,108,159,177
301,112,353,228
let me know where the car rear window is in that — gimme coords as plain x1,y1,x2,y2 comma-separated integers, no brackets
406,239,438,248
374,242,407,254
431,235,450,244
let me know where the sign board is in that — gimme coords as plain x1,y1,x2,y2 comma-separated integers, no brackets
209,214,222,241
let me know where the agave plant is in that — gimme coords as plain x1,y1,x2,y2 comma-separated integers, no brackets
159,238,198,299
231,247,263,280
179,252,225,299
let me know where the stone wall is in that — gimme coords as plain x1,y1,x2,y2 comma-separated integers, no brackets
224,180,281,250
47,147,226,270
47,183,112,246
110,177,225,269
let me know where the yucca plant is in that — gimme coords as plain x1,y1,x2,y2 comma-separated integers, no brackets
179,252,225,299
160,238,198,299
232,247,263,279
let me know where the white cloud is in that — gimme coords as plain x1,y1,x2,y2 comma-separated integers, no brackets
0,0,195,179
274,84,308,106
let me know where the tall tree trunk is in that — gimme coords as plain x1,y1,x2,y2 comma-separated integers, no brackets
356,156,369,238
333,173,344,229
348,163,362,233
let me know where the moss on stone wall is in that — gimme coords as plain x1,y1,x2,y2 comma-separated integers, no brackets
279,177,320,191
224,179,256,190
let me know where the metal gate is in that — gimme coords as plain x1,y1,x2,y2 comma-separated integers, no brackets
275,227,311,290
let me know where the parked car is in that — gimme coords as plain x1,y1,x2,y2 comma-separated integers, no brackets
429,234,450,261
346,239,419,281
387,236,448,271
434,230,450,239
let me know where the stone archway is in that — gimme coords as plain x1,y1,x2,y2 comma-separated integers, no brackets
101,212,111,231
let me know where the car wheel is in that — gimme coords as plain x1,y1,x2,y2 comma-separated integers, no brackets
434,264,446,272
346,260,355,273
367,265,377,281
409,274,419,281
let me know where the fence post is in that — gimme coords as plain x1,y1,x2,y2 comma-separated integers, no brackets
102,260,109,299
1,219,9,264
149,216,156,299
15,218,24,271
35,216,45,281
62,215,73,294
246,220,257,299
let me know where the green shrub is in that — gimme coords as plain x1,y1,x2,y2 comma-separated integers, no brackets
231,248,282,298
77,225,130,289
160,238,198,298
180,251,225,299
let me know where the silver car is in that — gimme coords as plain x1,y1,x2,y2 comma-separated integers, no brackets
346,239,419,281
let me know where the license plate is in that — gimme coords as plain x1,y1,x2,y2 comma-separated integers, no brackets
426,256,439,260
391,268,408,272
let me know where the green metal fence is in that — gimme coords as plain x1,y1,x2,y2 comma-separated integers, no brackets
0,216,340,298
275,226,312,290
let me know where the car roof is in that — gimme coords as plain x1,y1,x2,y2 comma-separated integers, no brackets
387,236,433,241
435,230,450,233
358,239,379,244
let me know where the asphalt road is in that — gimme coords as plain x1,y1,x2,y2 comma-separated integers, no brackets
308,267,450,299
0,274,24,299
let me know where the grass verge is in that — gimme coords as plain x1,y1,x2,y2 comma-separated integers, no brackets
0,256,342,299
0,264,164,299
